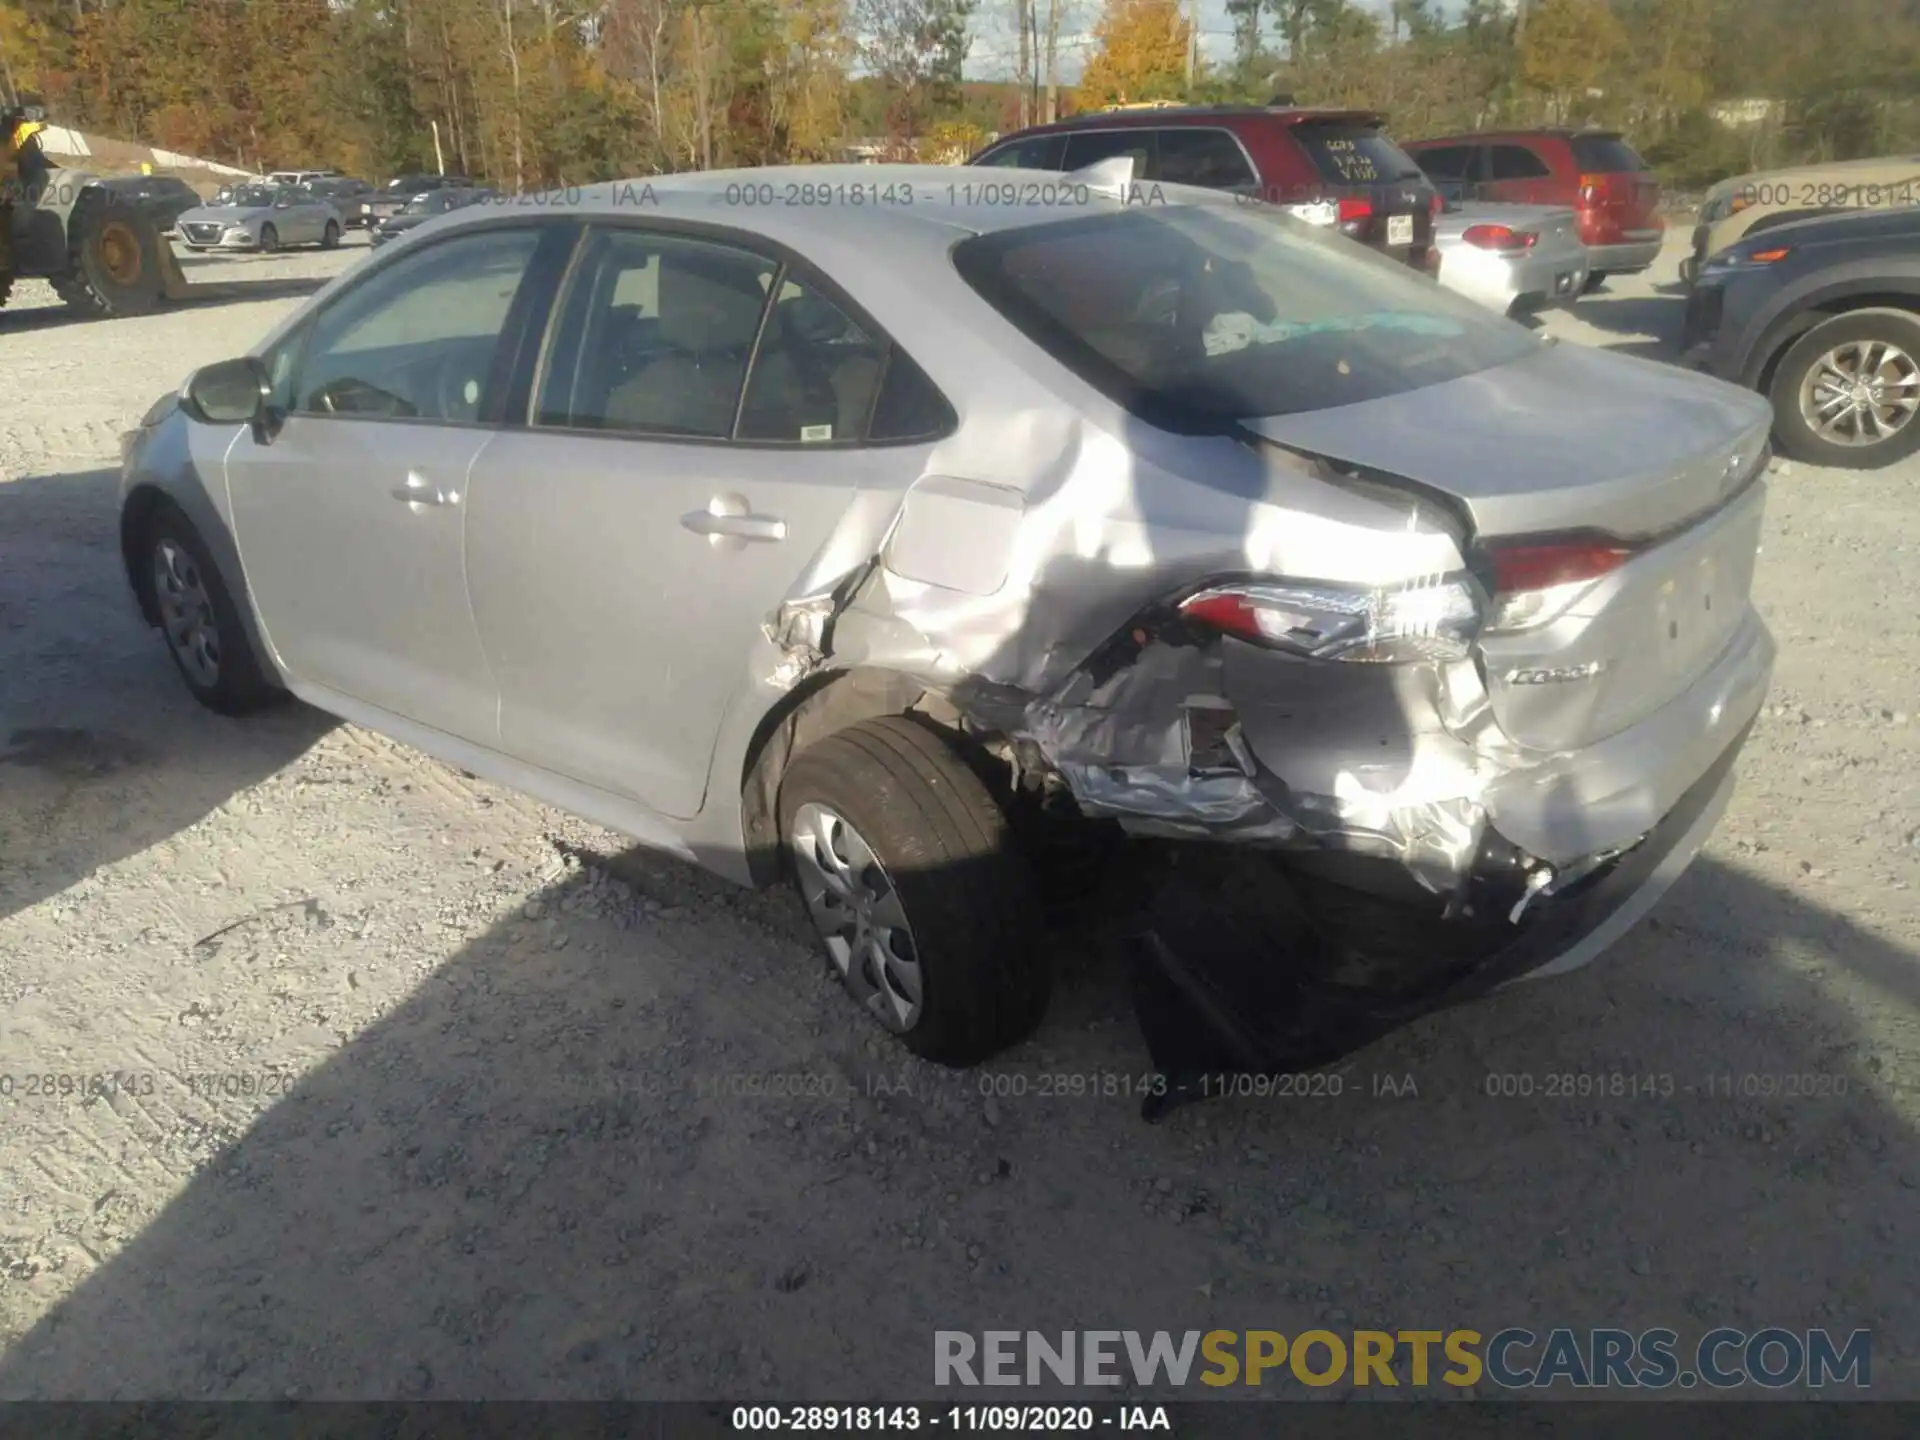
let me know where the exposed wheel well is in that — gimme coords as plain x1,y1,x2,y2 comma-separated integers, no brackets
738,666,969,887
1754,295,1920,397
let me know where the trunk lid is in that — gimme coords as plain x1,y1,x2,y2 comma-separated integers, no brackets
1242,344,1772,753
1240,342,1770,541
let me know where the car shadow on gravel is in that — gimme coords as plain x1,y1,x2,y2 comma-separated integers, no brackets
0,466,332,925
1562,292,1683,364
0,837,1912,1401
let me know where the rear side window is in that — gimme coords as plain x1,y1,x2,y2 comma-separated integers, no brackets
1061,129,1155,172
978,134,1067,170
738,274,887,443
868,350,956,442
1490,144,1552,180
1569,134,1646,173
1412,144,1476,181
1152,129,1257,190
1291,123,1423,186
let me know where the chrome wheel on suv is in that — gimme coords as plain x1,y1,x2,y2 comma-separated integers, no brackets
1771,308,1920,468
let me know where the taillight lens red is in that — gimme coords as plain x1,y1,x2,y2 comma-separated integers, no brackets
1462,223,1538,251
1490,541,1632,594
1337,196,1373,223
1485,539,1634,632
1429,192,1444,217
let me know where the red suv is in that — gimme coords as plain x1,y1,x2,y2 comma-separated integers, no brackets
968,106,1441,272
1401,130,1665,285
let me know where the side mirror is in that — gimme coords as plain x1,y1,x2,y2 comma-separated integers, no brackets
183,356,270,426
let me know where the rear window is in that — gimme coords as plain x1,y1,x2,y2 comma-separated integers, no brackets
1569,134,1646,173
952,203,1536,433
1291,123,1424,187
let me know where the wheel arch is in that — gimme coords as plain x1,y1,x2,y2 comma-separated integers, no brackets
1747,290,1920,395
737,665,966,888
119,475,288,691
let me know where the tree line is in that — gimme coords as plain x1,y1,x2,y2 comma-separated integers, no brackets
0,0,1914,192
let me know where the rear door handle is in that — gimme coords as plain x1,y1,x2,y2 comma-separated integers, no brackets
391,471,460,508
682,495,785,544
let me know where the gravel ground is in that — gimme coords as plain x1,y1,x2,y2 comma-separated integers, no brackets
0,232,1916,1404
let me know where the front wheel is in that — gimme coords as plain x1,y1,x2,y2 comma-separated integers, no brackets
258,224,279,254
320,219,340,249
778,716,1047,1066
1582,270,1607,294
141,505,281,716
1768,308,1920,469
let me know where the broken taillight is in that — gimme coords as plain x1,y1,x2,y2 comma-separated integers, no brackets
1484,539,1634,632
1177,578,1480,664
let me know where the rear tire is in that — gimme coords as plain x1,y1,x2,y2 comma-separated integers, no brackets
139,503,280,716
50,187,166,317
321,219,340,249
1768,308,1920,469
1582,270,1607,294
778,715,1047,1066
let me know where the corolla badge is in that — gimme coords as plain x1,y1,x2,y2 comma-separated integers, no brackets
1505,661,1607,685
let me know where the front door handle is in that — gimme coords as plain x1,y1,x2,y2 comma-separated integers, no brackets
682,493,785,546
391,470,460,508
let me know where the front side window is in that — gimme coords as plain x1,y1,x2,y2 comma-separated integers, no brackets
293,226,541,422
1412,144,1475,182
953,202,1538,432
536,228,777,438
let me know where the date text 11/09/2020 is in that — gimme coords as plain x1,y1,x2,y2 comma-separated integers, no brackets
731,1406,1171,1432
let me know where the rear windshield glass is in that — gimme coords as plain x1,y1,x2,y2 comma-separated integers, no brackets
952,203,1537,432
1569,134,1646,172
1292,123,1425,187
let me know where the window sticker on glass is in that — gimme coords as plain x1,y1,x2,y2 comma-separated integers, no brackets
801,423,833,442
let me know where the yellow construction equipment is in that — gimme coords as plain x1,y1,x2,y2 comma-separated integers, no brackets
3,100,190,319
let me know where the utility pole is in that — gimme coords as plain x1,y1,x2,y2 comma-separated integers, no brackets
1043,0,1061,122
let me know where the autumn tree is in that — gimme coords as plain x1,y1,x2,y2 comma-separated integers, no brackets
1077,0,1189,109
856,0,974,143
1518,0,1625,123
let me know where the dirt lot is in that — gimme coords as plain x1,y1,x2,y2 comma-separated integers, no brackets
0,234,1916,1403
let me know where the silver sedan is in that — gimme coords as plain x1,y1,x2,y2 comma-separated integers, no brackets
1431,199,1590,315
118,165,1775,1081
175,183,341,253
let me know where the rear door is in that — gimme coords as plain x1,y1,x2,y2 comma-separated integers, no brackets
1288,119,1436,262
1570,132,1662,244
461,225,904,820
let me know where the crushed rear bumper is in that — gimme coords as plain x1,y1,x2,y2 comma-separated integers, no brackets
1129,714,1756,1117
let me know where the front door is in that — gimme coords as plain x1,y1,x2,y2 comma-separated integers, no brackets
224,224,548,743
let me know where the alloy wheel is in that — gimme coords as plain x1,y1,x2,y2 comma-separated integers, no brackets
1798,337,1920,447
151,537,220,688
790,801,924,1032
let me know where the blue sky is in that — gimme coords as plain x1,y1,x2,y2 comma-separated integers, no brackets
963,0,1480,82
